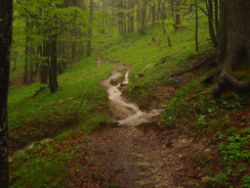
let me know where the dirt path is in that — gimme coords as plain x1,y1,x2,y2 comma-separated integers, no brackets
69,65,205,188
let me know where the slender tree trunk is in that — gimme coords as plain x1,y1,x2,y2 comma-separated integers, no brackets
214,0,219,36
40,41,49,84
169,0,174,17
23,20,31,83
0,1,13,187
157,0,161,22
174,0,181,32
49,35,58,93
87,0,94,57
151,2,156,26
207,0,217,47
195,1,199,51
140,1,146,35
136,6,141,32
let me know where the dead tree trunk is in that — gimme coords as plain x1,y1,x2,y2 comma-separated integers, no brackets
0,1,13,188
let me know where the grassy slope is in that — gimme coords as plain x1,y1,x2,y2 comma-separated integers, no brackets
93,14,210,105
10,11,211,188
9,59,113,150
10,8,249,188
10,59,114,187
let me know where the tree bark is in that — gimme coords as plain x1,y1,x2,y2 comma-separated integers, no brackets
195,0,199,52
87,0,94,57
40,41,49,84
0,1,13,187
151,2,156,26
217,0,250,91
49,35,58,93
23,20,32,83
139,1,146,35
207,0,217,47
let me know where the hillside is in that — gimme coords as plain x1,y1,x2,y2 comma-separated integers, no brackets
3,1,250,188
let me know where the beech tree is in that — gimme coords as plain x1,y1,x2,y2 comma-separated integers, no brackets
216,0,250,92
0,1,13,187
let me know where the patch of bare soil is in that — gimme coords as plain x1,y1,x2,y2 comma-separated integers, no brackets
66,64,209,188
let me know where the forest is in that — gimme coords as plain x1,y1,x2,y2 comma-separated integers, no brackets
0,0,249,187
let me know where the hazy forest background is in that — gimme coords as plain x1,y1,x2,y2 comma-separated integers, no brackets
0,0,249,188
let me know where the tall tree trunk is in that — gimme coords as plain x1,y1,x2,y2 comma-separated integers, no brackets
151,2,156,26
195,0,199,51
207,0,217,47
214,0,219,36
169,0,174,17
157,0,161,22
23,20,32,83
87,0,94,57
140,1,146,35
0,1,13,187
217,0,250,91
49,35,58,93
160,1,167,34
174,0,181,31
40,41,49,84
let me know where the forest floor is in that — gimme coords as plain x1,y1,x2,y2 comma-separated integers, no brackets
66,61,209,188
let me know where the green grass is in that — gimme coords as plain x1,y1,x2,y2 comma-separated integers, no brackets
9,58,113,149
11,139,78,188
92,14,210,104
9,58,113,187
9,8,213,188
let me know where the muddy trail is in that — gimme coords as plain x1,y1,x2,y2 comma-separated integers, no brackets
69,65,206,188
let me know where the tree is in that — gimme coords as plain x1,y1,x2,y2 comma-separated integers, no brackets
87,0,94,57
206,0,217,47
0,1,13,187
216,0,250,92
195,0,199,51
49,34,58,93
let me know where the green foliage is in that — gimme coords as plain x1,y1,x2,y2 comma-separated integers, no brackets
11,142,73,188
210,173,228,187
220,133,250,166
241,176,250,188
209,128,250,188
163,79,202,127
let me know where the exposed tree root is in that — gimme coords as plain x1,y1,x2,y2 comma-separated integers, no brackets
222,72,250,91
213,71,250,98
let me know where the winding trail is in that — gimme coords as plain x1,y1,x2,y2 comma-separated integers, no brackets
83,66,196,188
